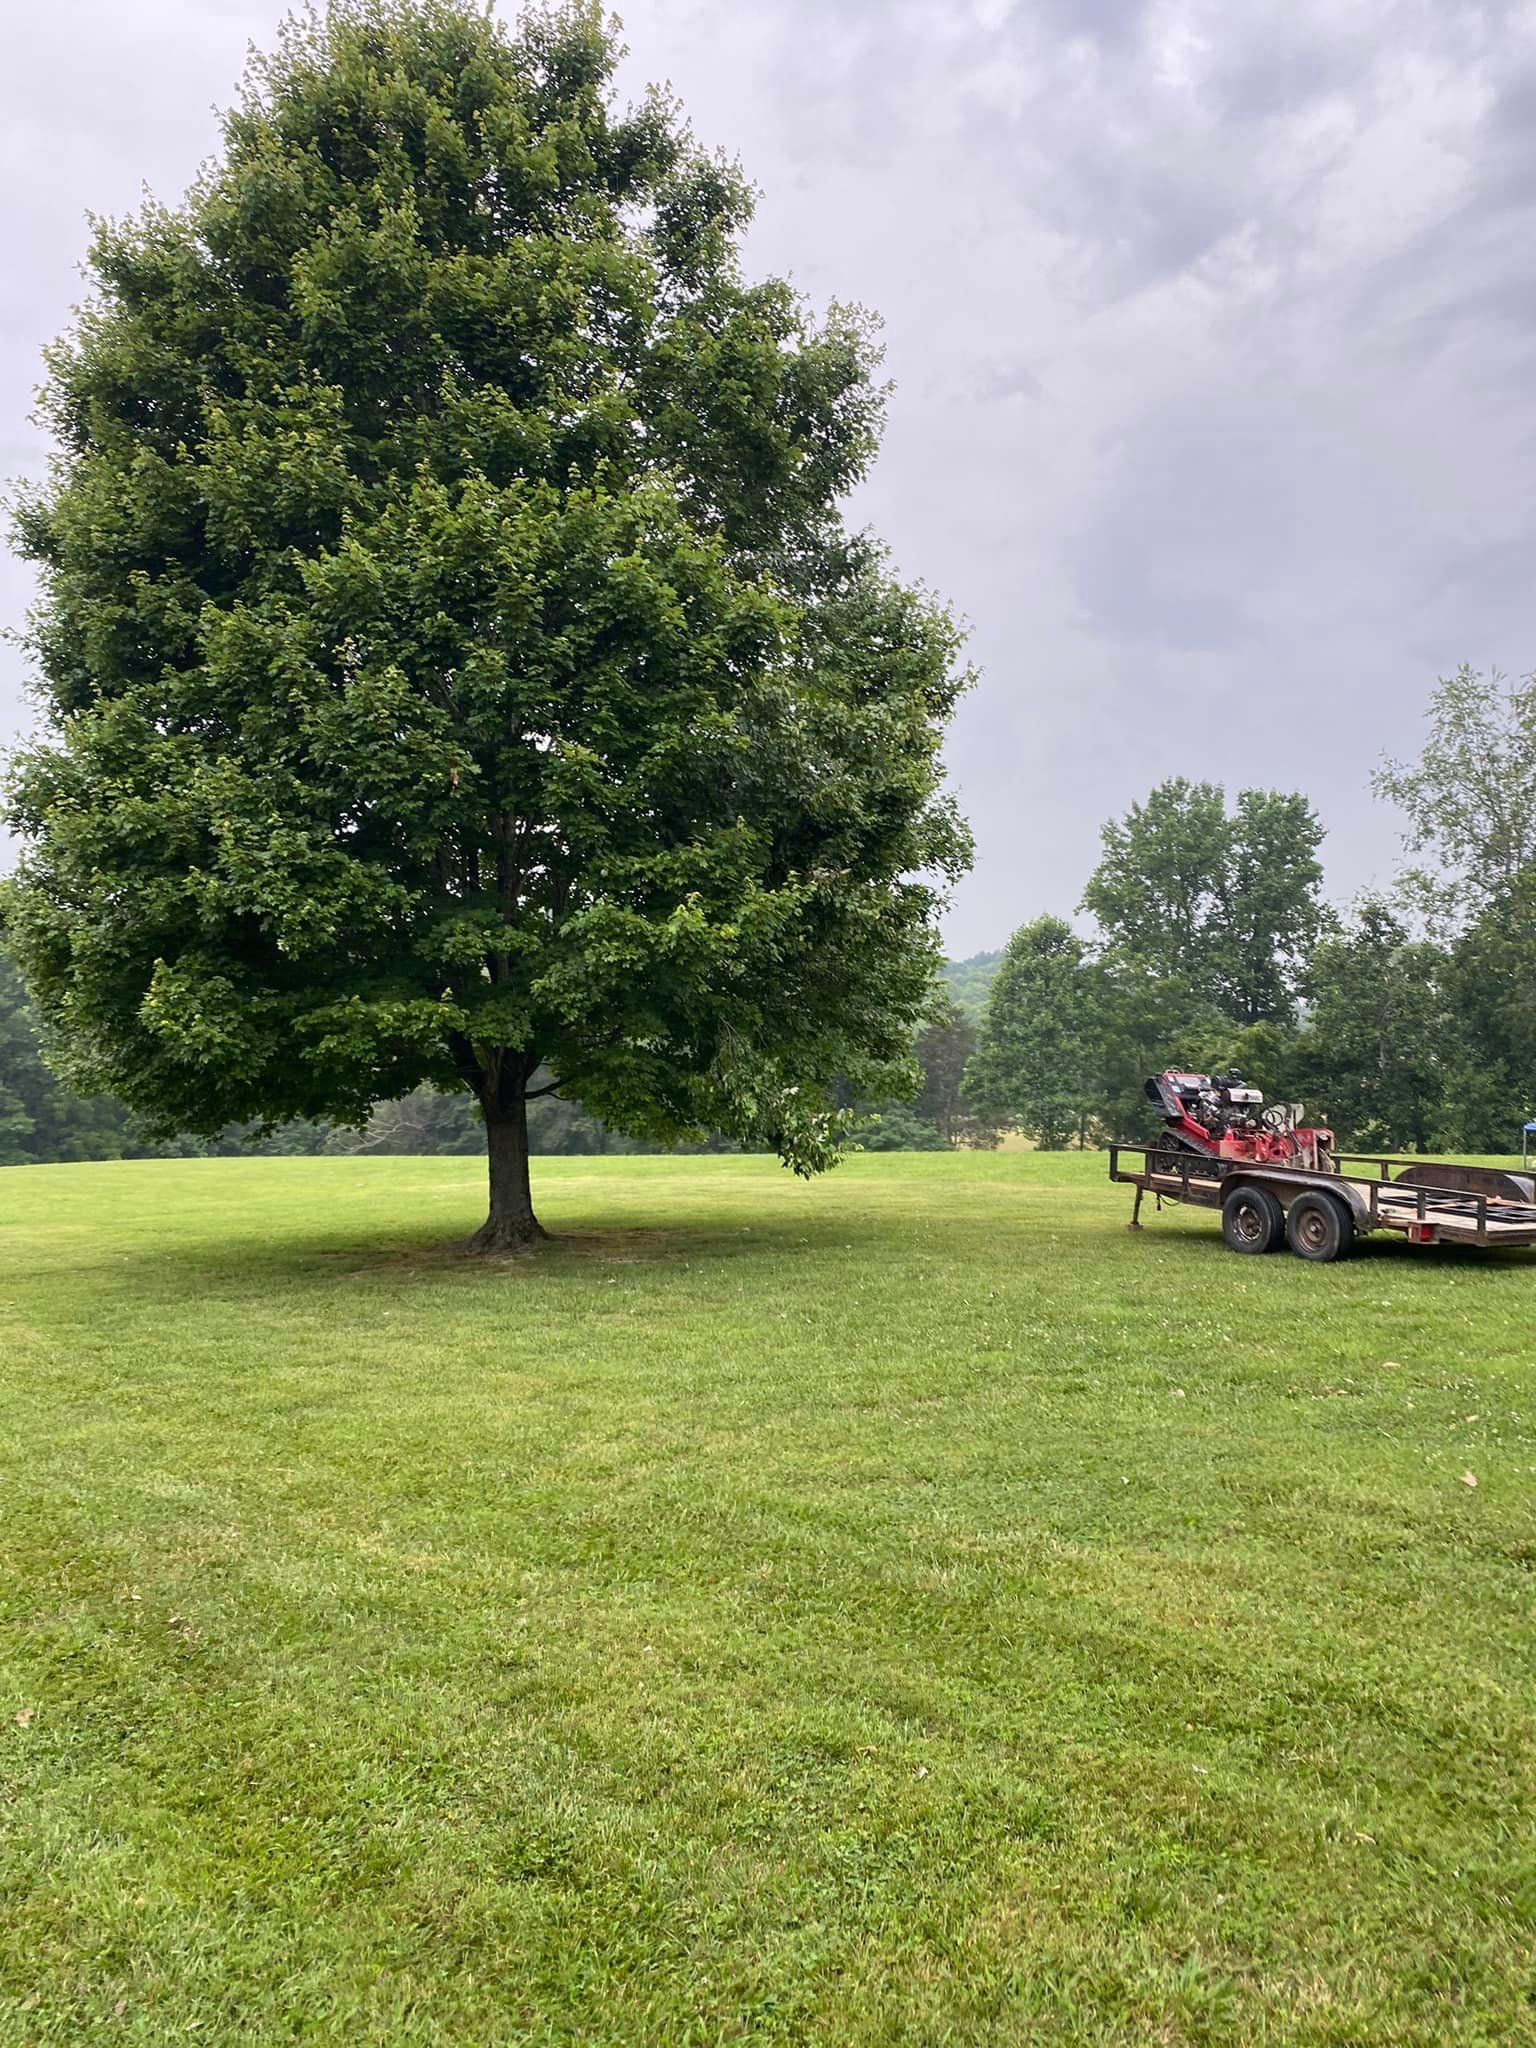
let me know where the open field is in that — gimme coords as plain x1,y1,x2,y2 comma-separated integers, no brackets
1,1151,1533,2045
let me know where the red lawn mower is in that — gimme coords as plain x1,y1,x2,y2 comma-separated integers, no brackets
1144,1070,1336,1173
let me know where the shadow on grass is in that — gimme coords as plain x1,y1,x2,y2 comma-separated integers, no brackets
44,1211,888,1307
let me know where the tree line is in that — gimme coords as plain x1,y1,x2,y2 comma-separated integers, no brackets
933,666,1536,1155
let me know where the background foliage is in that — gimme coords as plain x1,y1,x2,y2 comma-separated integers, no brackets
951,667,1536,1155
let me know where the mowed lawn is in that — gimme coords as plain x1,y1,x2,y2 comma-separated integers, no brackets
1,1153,1533,2046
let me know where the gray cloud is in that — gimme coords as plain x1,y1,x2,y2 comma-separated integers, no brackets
6,0,1536,951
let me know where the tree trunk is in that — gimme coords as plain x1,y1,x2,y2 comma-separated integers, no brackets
470,1091,547,1253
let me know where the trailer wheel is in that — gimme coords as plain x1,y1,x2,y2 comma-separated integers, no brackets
1286,1191,1353,1263
1222,1184,1285,1254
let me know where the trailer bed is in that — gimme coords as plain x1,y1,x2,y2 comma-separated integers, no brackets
1109,1145,1536,1252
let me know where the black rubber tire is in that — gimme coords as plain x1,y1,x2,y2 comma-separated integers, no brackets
1222,1184,1285,1254
1286,1191,1354,1262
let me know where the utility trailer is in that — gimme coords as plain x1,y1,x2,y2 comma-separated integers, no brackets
1108,1144,1536,1261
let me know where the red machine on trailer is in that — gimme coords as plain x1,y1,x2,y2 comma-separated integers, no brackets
1142,1069,1334,1172
1114,1070,1536,1261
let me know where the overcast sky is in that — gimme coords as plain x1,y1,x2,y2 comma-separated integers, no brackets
5,0,1535,954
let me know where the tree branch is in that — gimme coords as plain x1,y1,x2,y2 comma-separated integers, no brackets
523,1074,578,1100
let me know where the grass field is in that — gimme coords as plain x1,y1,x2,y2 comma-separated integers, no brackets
2,1150,1533,2045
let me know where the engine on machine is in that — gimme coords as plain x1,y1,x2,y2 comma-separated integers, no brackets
1144,1070,1335,1171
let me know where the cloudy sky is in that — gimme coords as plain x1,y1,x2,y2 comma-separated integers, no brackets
4,0,1535,954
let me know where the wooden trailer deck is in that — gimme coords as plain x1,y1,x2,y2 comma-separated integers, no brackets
1109,1145,1536,1253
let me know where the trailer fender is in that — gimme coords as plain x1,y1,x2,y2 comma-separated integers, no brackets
1392,1163,1536,1205
1225,1170,1374,1230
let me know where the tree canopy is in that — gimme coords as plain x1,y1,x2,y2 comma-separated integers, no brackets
1374,665,1536,932
1,0,969,1246
964,915,1097,1148
1081,778,1325,1025
1367,665,1536,1143
940,949,1003,1016
1303,901,1450,1153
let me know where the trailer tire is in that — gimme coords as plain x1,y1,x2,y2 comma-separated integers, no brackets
1286,1191,1354,1263
1222,1184,1285,1254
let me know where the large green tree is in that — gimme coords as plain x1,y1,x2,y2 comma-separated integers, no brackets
1081,778,1325,1025
1374,665,1536,933
1436,873,1536,1148
1371,665,1536,1144
1302,900,1450,1151
964,915,1097,1149
2,1,968,1247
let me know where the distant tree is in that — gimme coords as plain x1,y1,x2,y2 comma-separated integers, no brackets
916,996,998,1146
1374,665,1536,932
1082,780,1229,970
179,1114,333,1158
846,996,999,1151
0,961,34,1163
0,959,44,1165
965,916,1097,1148
1303,900,1450,1150
940,949,1004,1017
854,1101,949,1151
1088,963,1229,1139
332,1085,483,1158
1081,778,1325,1024
1220,790,1330,1025
1368,665,1536,1148
1218,1018,1317,1115
1435,871,1536,1149
0,955,138,1165
2,0,968,1249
